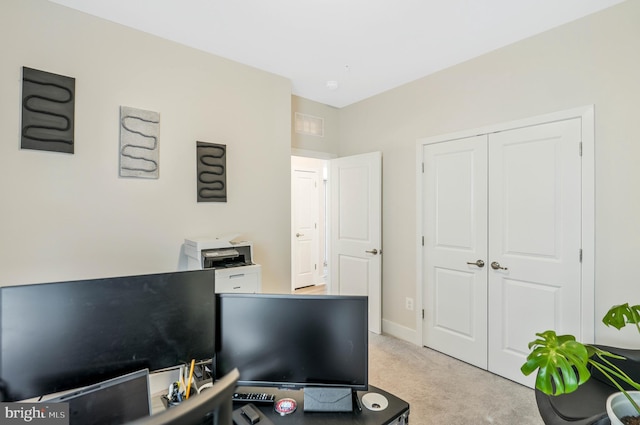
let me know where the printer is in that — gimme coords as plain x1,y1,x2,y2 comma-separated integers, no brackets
184,235,261,293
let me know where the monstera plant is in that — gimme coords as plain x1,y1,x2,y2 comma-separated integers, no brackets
521,303,640,420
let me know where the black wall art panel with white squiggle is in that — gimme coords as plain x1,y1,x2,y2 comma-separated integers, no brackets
21,67,75,154
196,141,227,202
119,106,160,179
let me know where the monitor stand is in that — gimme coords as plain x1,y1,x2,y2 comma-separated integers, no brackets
303,387,353,412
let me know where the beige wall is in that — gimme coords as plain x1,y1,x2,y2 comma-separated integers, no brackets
291,95,339,158
0,0,292,292
4,0,639,348
338,0,640,346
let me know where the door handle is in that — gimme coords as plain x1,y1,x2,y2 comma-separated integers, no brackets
295,233,304,237
491,261,508,271
466,260,485,268
365,249,379,255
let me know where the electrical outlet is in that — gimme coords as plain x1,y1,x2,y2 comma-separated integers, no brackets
405,297,414,311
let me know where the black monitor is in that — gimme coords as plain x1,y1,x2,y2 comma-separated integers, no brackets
215,293,368,390
126,368,238,425
0,270,216,402
43,369,151,425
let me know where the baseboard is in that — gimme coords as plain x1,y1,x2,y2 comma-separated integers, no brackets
381,319,420,346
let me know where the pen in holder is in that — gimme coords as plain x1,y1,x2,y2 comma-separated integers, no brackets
162,380,197,408
161,359,200,408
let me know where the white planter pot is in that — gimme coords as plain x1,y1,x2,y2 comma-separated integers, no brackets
606,391,640,425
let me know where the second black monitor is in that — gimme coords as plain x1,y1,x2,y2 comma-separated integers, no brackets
215,293,368,390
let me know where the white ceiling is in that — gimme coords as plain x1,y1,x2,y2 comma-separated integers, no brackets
49,0,625,108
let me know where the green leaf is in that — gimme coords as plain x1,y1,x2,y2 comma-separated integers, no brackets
521,330,591,395
602,303,640,330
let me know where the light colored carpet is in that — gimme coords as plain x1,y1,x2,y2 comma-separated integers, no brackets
368,332,544,425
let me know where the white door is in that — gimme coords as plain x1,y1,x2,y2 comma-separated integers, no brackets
422,118,583,385
330,152,382,334
487,119,582,386
422,135,488,368
292,168,319,290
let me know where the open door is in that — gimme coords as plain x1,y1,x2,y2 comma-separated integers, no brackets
330,151,382,334
291,167,320,290
291,156,327,292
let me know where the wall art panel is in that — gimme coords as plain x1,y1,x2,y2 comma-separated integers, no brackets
21,67,75,154
196,141,227,202
119,106,160,179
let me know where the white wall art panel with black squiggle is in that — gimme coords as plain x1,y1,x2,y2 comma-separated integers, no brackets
119,106,160,179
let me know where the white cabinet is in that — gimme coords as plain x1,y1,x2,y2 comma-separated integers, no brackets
214,264,262,293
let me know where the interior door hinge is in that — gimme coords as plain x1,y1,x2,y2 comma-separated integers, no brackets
579,142,583,156
421,236,424,246
422,309,425,319
422,162,424,173
579,249,583,263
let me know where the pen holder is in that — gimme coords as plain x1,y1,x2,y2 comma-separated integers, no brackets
162,382,197,408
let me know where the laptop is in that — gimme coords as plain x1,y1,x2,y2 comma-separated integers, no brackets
43,369,151,425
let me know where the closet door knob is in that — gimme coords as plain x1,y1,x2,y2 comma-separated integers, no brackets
365,249,379,255
466,260,485,268
491,261,508,270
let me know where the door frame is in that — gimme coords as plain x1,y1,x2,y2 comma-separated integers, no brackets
415,105,595,347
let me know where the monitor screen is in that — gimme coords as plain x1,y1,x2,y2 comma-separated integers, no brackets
215,293,368,390
0,270,215,402
43,369,151,425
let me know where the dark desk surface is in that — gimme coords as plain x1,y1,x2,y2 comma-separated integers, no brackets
233,386,409,425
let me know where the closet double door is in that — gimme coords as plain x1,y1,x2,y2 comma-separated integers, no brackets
422,118,582,386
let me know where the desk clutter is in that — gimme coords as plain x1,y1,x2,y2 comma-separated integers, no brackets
228,386,408,425
361,393,389,411
162,361,214,408
233,403,275,425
